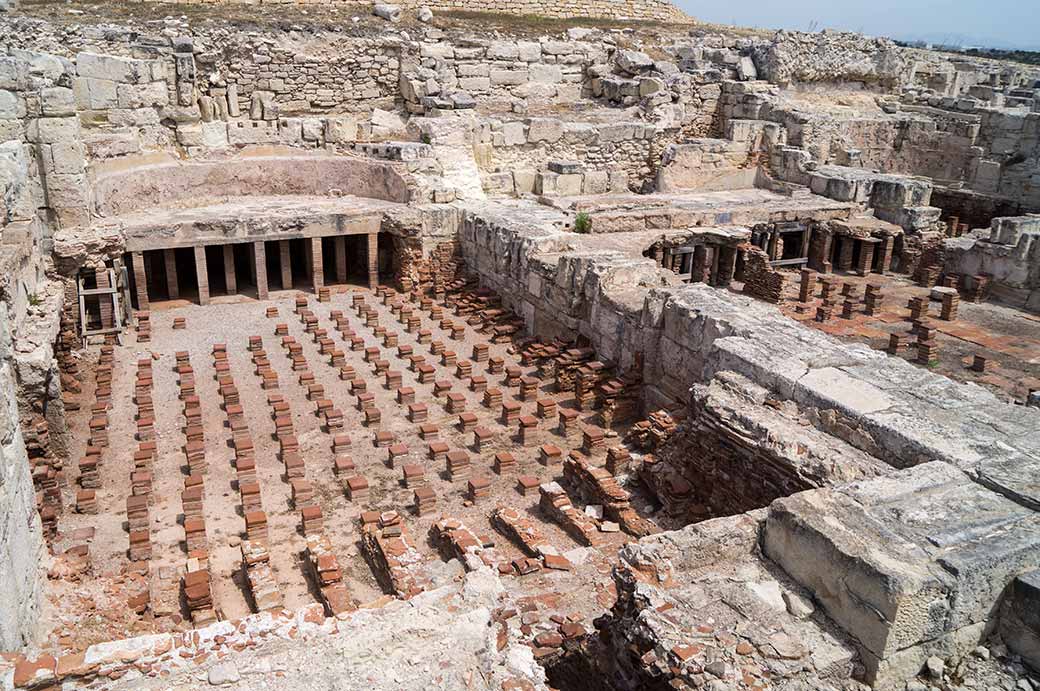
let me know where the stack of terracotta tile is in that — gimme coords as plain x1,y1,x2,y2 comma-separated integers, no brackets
517,416,539,446
75,489,97,514
493,451,517,474
457,412,478,434
239,481,263,512
291,479,315,509
473,426,496,452
916,322,939,365
184,439,207,475
88,410,109,447
127,494,149,531
183,568,216,625
864,284,883,315
402,463,426,488
557,408,580,440
414,487,437,516
128,529,151,562
244,510,268,542
539,444,563,468
447,450,471,481
301,505,324,535
136,311,151,342
78,448,101,488
483,388,503,409
184,518,207,553
516,475,541,496
467,475,492,502
582,427,606,456
346,476,369,501
940,290,960,321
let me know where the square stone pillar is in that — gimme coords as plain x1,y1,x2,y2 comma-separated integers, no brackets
254,242,269,300
132,252,149,310
222,245,237,294
335,236,348,283
367,232,379,289
194,246,210,305
311,237,324,292
709,245,721,285
279,240,292,290
164,249,180,299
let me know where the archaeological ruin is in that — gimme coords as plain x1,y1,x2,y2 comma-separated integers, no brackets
0,0,1038,688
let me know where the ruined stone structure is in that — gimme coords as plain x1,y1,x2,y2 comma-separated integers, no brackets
0,2,1038,690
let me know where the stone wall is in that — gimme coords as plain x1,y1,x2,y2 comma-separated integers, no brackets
120,0,689,23
457,200,1039,477
752,31,909,88
0,300,46,652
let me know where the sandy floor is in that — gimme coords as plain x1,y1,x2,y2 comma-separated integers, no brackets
44,284,654,655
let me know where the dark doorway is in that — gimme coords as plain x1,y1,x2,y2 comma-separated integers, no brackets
289,238,310,289
173,247,199,302
343,235,368,286
205,245,227,296
233,243,256,296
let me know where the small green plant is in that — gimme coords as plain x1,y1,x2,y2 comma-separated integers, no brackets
420,132,432,145
574,212,592,234
27,293,42,307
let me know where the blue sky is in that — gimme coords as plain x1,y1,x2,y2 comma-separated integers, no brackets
677,0,1040,50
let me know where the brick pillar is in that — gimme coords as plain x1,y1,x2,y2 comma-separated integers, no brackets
691,245,708,283
856,241,875,277
335,236,348,283
367,232,378,289
715,246,738,286
279,240,292,290
132,252,149,310
222,245,237,295
164,249,179,299
194,246,210,305
254,242,269,300
812,231,833,274
311,237,324,292
837,236,854,271
878,236,894,274
95,268,114,329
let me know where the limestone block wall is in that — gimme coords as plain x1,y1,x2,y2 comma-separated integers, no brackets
944,215,1040,312
401,38,606,110
0,302,45,652
0,75,49,650
195,36,401,116
751,31,910,88
118,0,689,23
480,118,663,194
